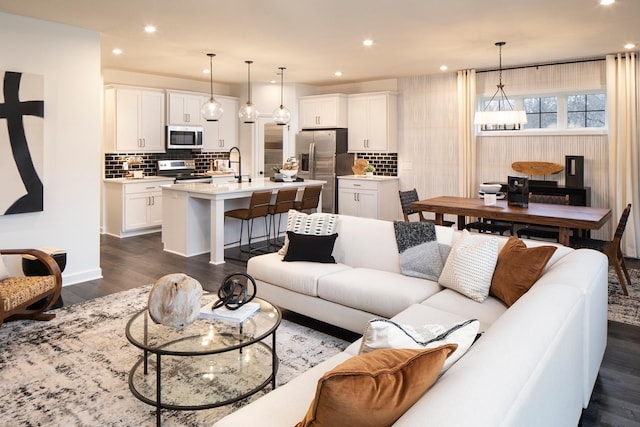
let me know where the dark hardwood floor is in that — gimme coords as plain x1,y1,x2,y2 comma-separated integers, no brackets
62,233,639,426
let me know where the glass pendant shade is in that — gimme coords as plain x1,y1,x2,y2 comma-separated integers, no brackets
201,97,224,122
202,53,223,122
239,102,259,123
238,60,259,123
273,105,291,126
273,66,290,126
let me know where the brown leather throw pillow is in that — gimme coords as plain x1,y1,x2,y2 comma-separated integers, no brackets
490,237,557,307
296,344,458,427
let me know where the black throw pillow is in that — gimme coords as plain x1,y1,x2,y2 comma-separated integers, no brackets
282,231,338,263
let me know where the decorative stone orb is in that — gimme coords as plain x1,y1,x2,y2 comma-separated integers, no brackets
148,273,203,329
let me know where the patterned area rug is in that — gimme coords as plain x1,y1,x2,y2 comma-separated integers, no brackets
0,286,349,426
608,267,640,327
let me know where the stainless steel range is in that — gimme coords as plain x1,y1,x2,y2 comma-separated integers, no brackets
157,159,212,183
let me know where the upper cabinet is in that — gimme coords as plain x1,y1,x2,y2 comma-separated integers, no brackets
299,94,347,129
347,92,397,153
167,90,207,126
104,85,166,153
202,96,239,152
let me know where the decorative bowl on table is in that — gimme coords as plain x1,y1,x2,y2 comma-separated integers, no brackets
479,183,502,194
280,169,297,181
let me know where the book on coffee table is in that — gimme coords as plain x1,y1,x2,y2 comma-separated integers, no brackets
200,302,260,322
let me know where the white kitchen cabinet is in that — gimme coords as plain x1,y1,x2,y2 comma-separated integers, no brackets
338,176,399,221
103,178,174,238
167,91,207,125
202,96,239,151
299,94,347,129
347,92,397,152
103,85,165,153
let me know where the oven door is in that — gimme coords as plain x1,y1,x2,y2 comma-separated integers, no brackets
167,126,203,149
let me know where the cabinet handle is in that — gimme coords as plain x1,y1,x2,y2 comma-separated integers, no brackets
353,184,361,187
187,113,190,123
151,196,155,206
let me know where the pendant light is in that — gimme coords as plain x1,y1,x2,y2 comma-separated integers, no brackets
201,53,224,122
474,42,527,131
273,67,291,126
238,60,259,123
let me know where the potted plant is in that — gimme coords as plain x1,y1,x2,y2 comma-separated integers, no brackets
272,165,283,179
363,164,376,176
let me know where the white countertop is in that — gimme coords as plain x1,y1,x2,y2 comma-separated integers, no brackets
104,176,175,184
338,174,399,181
161,177,327,196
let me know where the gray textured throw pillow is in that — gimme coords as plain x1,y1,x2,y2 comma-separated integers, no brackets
394,221,451,281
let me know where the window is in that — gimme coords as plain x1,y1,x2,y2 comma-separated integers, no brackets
567,94,606,128
524,97,558,129
477,91,606,132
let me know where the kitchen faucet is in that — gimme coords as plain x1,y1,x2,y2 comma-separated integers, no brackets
229,146,242,183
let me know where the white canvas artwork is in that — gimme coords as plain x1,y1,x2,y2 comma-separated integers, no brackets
0,71,44,215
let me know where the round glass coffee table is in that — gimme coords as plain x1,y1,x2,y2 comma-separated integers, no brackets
125,295,281,427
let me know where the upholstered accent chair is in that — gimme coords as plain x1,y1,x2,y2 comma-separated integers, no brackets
0,249,63,327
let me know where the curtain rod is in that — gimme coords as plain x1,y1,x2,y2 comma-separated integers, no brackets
476,57,605,74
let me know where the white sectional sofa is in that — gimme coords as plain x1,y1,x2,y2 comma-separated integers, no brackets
214,214,609,427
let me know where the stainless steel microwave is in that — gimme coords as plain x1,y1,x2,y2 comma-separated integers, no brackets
166,125,203,149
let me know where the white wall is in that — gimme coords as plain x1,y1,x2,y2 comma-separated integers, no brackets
0,12,102,285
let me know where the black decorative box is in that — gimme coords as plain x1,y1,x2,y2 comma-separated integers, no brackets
507,176,529,208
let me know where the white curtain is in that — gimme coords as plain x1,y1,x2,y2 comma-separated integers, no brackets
457,69,476,197
606,53,640,258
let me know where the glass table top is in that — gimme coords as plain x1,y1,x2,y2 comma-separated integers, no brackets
126,296,281,356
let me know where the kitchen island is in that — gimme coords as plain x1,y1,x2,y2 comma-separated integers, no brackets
161,178,326,264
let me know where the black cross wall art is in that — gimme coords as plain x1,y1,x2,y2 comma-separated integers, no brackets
0,71,45,215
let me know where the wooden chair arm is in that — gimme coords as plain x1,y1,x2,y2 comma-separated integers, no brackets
0,249,63,285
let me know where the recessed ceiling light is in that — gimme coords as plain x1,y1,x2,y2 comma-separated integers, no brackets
202,68,210,74
440,65,448,71
363,39,374,47
269,80,277,84
112,48,122,55
144,25,157,33
624,43,636,49
600,0,614,5
335,71,343,77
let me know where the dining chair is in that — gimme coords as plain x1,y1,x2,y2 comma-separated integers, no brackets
268,188,298,247
293,185,322,213
224,190,273,255
398,189,455,227
517,193,570,242
569,203,632,296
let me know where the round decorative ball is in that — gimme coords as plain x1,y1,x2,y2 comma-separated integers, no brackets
148,273,203,329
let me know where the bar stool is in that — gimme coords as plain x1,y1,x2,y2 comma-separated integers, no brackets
224,190,273,255
268,188,298,247
293,185,322,213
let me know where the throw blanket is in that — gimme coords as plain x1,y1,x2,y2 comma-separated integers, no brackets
394,221,451,281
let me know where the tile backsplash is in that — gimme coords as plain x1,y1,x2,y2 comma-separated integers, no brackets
104,151,398,179
354,153,398,176
104,151,230,179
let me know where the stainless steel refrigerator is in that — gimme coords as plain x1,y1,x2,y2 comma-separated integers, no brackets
296,129,353,213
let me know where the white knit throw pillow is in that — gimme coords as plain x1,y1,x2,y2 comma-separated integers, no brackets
438,230,499,302
277,210,338,256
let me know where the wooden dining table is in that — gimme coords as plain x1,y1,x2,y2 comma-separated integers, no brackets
410,195,612,246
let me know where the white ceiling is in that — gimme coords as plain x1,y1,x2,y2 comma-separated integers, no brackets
0,0,637,86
